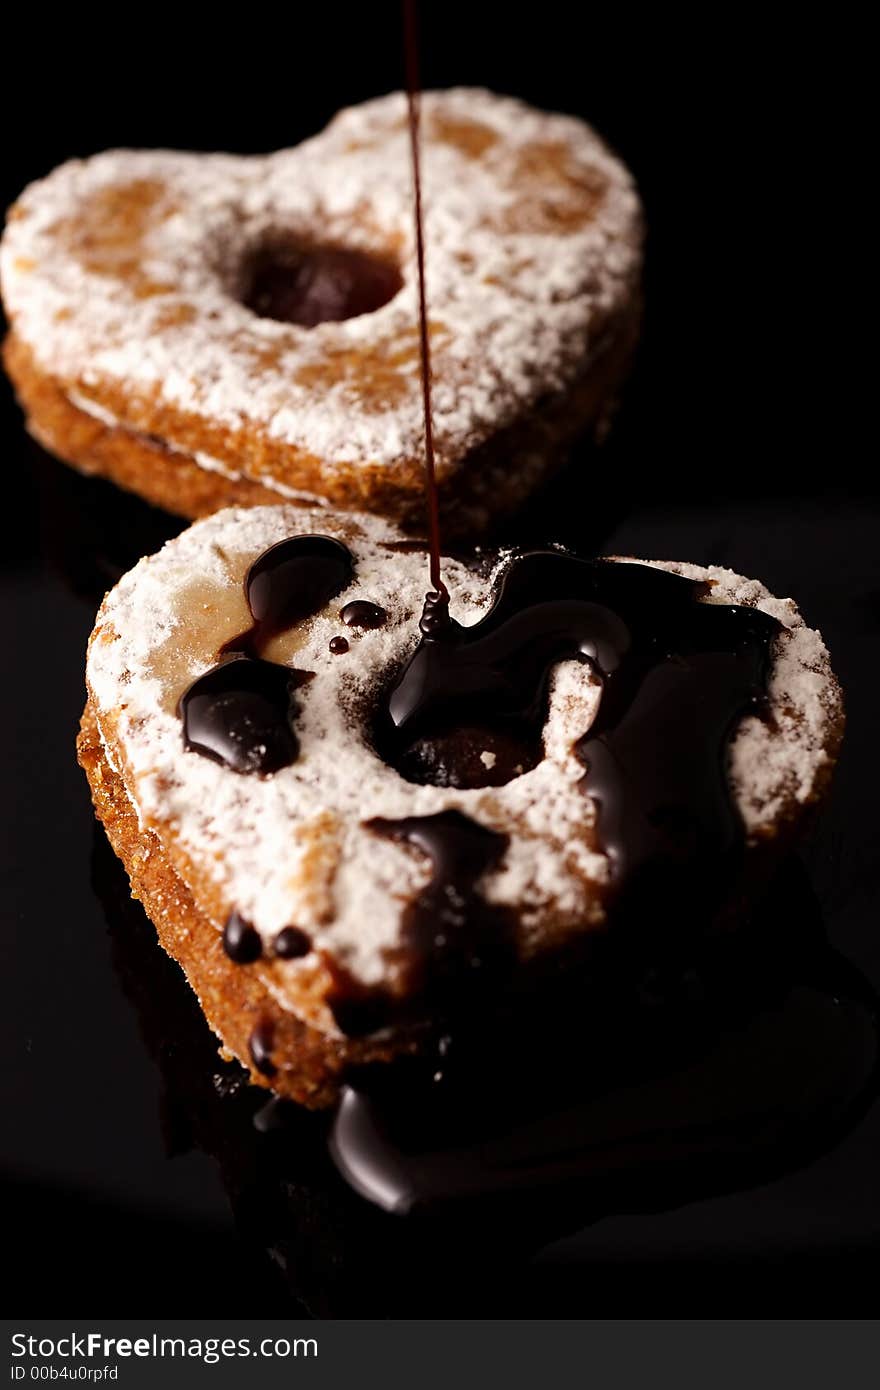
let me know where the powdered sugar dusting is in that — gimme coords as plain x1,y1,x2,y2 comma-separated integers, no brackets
85,507,841,1037
2,89,642,489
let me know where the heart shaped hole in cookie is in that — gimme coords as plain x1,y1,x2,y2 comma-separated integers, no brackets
241,239,403,327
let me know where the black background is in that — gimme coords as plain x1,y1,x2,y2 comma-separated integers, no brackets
2,6,877,1315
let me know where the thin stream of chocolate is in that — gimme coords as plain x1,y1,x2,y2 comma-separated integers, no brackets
403,0,448,609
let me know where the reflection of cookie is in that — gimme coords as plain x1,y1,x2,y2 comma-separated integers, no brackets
2,89,642,530
79,505,843,1105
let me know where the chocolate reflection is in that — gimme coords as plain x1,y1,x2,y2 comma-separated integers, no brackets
92,829,878,1315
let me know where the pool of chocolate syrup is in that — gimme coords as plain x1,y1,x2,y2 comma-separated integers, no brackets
329,905,879,1217
93,827,877,1295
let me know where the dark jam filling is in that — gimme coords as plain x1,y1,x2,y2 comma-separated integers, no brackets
241,241,402,327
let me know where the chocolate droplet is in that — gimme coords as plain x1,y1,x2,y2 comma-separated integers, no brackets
245,535,355,641
329,636,350,655
340,600,388,630
274,926,312,960
419,588,450,636
180,655,311,775
223,910,263,964
248,1017,277,1077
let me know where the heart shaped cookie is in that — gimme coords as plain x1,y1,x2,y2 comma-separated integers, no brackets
78,504,843,1107
2,89,642,530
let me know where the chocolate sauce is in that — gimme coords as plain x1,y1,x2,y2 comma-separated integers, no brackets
223,909,263,964
180,655,311,775
180,535,355,773
329,636,350,655
242,242,402,328
322,973,402,1041
96,828,880,1297
274,926,312,960
384,725,535,791
249,1018,277,1078
322,812,514,1037
404,0,447,609
365,810,513,1006
418,588,452,636
340,600,388,629
229,534,355,656
378,552,780,932
330,921,880,1216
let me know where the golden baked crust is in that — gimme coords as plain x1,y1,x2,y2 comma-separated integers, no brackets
4,311,638,531
5,333,296,518
78,698,416,1108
